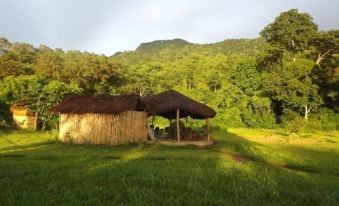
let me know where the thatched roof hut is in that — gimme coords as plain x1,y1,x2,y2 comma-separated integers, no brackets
51,94,148,145
51,94,143,114
141,90,216,119
10,100,37,130
141,90,216,142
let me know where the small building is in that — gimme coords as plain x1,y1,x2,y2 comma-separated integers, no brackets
141,90,216,142
10,100,37,130
51,94,148,145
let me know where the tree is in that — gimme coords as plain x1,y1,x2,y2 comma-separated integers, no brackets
229,58,261,95
0,75,82,130
263,58,322,119
0,75,42,102
309,30,339,65
260,9,318,57
32,80,82,130
0,42,36,78
35,45,63,80
0,37,11,56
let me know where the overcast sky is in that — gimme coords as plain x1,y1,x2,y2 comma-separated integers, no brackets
1,0,338,55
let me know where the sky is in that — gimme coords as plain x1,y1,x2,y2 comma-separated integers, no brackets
0,0,338,55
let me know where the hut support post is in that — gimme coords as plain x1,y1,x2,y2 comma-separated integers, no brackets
176,109,180,142
151,115,155,125
34,112,38,131
206,118,210,142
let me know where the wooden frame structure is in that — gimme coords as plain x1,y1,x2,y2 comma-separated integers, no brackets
141,90,215,143
175,109,210,142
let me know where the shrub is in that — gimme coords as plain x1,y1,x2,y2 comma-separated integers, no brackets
0,101,12,128
304,108,339,132
286,117,306,133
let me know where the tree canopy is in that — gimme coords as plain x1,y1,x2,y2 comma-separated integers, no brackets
0,9,338,130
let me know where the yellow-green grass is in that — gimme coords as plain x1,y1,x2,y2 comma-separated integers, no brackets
0,128,338,206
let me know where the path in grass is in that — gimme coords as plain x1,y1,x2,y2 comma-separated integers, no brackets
211,128,339,177
0,128,338,206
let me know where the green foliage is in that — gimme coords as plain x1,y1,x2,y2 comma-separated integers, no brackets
0,76,82,130
286,116,306,134
0,9,338,130
135,38,191,53
0,75,42,102
263,58,322,115
0,100,11,128
32,80,82,130
303,108,339,132
242,96,275,128
309,30,339,64
260,9,318,53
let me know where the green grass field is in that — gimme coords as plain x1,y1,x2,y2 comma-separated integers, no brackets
0,128,338,206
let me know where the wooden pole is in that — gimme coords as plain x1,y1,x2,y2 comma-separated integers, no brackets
206,118,210,142
34,112,38,131
151,115,155,125
185,117,188,127
176,109,180,142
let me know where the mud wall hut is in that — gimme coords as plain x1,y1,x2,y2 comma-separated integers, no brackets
51,94,148,145
10,101,37,130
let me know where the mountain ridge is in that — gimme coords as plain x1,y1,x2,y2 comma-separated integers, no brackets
114,37,267,57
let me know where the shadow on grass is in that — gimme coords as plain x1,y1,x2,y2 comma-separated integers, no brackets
0,141,57,153
208,131,339,178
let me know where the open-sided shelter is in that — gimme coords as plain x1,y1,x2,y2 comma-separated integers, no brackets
141,90,216,141
10,100,37,130
51,94,148,145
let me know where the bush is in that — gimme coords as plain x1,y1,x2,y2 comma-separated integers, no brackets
286,117,306,133
282,108,338,133
304,108,339,132
0,101,12,128
281,109,305,133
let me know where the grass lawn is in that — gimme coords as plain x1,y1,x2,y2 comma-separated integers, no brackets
0,128,338,206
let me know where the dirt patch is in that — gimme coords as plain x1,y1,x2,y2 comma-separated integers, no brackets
149,140,214,147
231,154,256,163
209,149,257,163
272,164,320,174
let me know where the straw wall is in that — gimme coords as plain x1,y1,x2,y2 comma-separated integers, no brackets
12,108,37,129
59,111,148,145
13,115,36,129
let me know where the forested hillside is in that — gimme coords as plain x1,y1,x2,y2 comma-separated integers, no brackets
135,38,192,53
0,9,338,131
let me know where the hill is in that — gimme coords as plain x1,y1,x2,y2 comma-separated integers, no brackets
135,38,192,53
121,37,268,57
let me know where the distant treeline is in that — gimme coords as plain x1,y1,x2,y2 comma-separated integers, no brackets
0,9,338,131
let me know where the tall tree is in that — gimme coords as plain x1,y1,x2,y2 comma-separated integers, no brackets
260,9,318,59
263,59,322,119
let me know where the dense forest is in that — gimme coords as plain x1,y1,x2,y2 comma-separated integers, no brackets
0,9,338,131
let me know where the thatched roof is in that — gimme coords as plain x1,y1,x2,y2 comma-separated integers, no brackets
51,94,142,114
11,100,31,109
140,90,216,119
